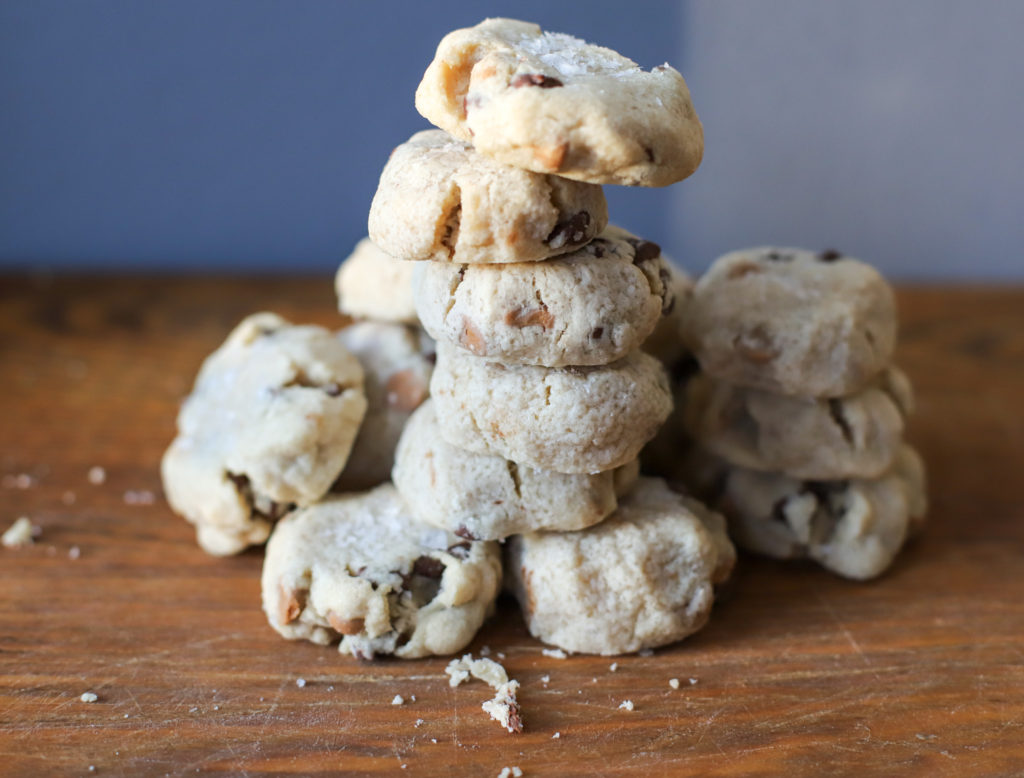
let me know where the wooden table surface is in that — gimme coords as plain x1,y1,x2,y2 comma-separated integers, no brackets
1,276,1023,777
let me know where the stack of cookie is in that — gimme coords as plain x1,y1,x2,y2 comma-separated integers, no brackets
679,247,928,580
373,18,735,655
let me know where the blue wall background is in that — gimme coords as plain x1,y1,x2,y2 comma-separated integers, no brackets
1,1,1022,279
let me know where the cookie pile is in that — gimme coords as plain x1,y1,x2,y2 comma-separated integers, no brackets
377,18,735,655
678,247,928,580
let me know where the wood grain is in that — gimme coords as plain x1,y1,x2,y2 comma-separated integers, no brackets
1,276,1023,777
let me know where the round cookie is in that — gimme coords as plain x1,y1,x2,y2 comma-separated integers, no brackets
369,129,607,265
641,260,694,369
393,400,639,540
683,247,897,397
430,343,672,474
506,476,735,655
335,238,418,325
708,445,927,580
684,365,914,480
415,18,703,186
413,226,673,367
333,321,435,492
161,313,367,556
262,484,502,660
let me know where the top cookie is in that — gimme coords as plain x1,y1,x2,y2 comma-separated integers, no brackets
683,248,897,397
369,130,607,264
335,238,418,325
415,18,703,187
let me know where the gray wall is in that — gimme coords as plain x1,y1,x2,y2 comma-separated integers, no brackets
2,1,1022,279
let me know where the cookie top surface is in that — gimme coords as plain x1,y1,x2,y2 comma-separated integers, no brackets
393,400,638,540
712,444,927,580
262,484,502,659
413,225,673,367
508,476,735,655
369,129,607,264
335,238,418,324
430,344,672,474
160,313,367,555
684,248,896,397
684,365,913,480
332,321,435,492
415,18,703,186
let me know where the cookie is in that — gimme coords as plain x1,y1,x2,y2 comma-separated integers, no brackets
642,260,694,369
708,445,927,580
393,400,639,540
335,238,419,325
684,366,914,479
415,18,703,186
683,247,897,397
161,313,366,556
368,129,607,265
506,476,735,655
430,343,672,474
413,226,673,366
332,321,435,492
262,484,502,660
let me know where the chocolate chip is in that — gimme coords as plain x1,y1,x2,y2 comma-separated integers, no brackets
590,326,604,340
546,211,591,249
628,239,661,264
592,243,605,259
454,526,479,541
765,250,793,262
447,541,472,559
818,249,843,262
510,73,563,88
412,555,445,579
424,351,437,366
670,355,700,384
644,145,655,162
770,498,790,523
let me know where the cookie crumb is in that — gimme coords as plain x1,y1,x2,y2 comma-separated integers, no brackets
479,645,491,656
326,686,334,692
540,675,550,685
552,732,561,739
638,649,654,657
669,678,680,690
68,546,81,560
689,678,698,685
88,766,96,773
446,654,522,733
295,678,306,688
392,694,404,705
497,767,523,778
88,466,107,485
123,490,155,506
3,517,35,548
541,648,568,659
618,700,634,711
410,694,416,702
414,718,424,728
430,738,437,744
609,662,618,672
80,692,98,703
213,705,219,711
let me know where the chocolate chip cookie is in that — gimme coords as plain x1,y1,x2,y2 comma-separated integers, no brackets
369,129,607,264
683,247,897,397
261,484,502,659
413,226,673,366
430,343,672,474
393,400,638,540
161,313,367,555
415,18,703,186
506,477,735,655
